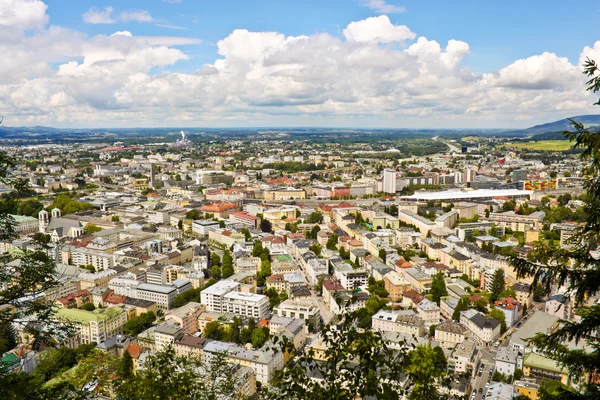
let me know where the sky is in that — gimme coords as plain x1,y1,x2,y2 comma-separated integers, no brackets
0,0,599,129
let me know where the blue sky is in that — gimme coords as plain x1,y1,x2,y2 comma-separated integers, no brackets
2,0,599,128
44,0,596,73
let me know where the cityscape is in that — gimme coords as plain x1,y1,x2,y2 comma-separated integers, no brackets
0,1,599,400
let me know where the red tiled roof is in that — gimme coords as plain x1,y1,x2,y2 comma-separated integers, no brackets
323,280,344,291
200,202,238,212
104,293,127,304
127,344,143,359
267,274,285,282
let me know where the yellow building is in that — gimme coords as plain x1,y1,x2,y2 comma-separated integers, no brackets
514,379,540,399
263,187,306,201
523,353,569,385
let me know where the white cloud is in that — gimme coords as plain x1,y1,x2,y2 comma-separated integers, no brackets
83,7,154,24
82,6,115,24
118,10,153,23
0,0,48,29
1,10,598,128
156,23,187,30
343,15,415,44
359,0,406,14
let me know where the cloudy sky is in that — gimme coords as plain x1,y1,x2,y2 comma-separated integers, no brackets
1,0,599,129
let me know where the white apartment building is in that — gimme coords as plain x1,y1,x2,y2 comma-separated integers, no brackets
460,309,501,347
191,219,221,236
204,341,284,384
383,169,397,194
434,321,468,349
71,246,115,271
201,280,241,312
154,322,184,351
371,310,425,336
222,291,269,319
274,299,321,331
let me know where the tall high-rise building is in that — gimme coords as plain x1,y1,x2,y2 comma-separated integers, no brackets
383,169,397,194
149,163,156,189
464,168,477,183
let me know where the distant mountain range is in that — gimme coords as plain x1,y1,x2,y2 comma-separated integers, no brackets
525,114,600,139
0,114,599,141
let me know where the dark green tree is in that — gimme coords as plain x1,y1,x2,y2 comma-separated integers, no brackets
452,297,471,321
510,59,600,399
260,219,273,233
430,272,448,305
116,345,244,400
489,269,505,302
264,313,410,400
326,233,338,250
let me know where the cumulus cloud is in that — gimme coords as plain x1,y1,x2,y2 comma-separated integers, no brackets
359,0,406,14
0,0,48,29
1,5,598,128
82,6,115,24
343,15,415,44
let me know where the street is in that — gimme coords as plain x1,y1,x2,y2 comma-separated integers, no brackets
471,348,495,400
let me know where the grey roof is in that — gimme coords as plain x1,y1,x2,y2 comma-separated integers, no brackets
510,311,559,348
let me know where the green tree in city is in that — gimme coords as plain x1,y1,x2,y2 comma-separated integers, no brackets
489,269,505,302
326,233,338,250
307,211,323,224
221,250,234,278
490,307,508,333
404,345,448,400
430,272,448,305
510,59,600,399
260,219,273,233
263,313,410,400
452,297,471,321
186,209,200,220
116,345,244,400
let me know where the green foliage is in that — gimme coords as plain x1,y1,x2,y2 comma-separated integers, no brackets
305,224,321,239
490,307,508,333
307,211,323,224
173,288,201,308
326,233,338,250
124,311,156,336
240,227,252,241
47,194,93,215
404,345,447,400
367,276,389,298
452,297,471,321
204,321,225,340
310,243,322,257
116,345,244,400
221,250,234,278
260,219,273,233
378,248,387,262
430,272,448,305
509,60,600,399
186,209,200,220
211,251,221,266
264,287,288,310
264,313,411,400
489,269,505,302
0,322,17,356
83,223,102,234
80,302,96,311
251,326,270,348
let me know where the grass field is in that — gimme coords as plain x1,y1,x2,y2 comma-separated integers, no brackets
509,140,572,151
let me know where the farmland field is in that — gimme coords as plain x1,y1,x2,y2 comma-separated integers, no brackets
509,140,572,151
